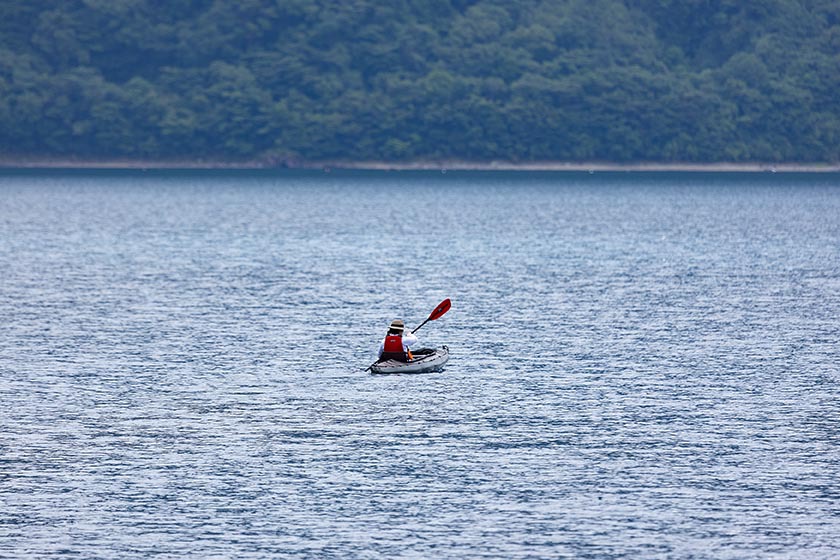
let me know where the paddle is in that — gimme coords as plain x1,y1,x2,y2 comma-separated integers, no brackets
364,298,452,372
411,298,451,334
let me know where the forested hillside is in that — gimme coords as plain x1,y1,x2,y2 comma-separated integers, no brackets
1,0,839,163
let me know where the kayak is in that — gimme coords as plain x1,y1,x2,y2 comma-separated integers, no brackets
370,346,450,374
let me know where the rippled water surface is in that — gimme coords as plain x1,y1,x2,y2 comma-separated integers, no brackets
1,170,839,558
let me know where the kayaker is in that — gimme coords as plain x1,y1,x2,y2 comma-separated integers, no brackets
377,319,417,362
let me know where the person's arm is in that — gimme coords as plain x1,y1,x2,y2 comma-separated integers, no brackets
402,331,418,349
376,339,385,358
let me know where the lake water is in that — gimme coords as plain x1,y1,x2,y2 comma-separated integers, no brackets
1,169,839,558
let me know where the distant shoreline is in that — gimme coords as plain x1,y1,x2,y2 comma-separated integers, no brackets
2,158,840,173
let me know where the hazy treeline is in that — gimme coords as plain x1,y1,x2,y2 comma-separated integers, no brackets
1,0,839,163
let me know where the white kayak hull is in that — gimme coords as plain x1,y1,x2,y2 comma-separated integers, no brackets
370,346,450,374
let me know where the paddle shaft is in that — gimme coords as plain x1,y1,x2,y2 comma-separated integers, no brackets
411,318,431,334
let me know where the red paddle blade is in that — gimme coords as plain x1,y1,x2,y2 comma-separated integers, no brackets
428,298,451,321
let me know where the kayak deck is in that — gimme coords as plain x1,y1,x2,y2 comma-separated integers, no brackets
370,346,449,374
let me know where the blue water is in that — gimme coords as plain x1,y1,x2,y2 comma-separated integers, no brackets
1,170,839,558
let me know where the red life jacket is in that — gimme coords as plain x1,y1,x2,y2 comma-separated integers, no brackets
383,334,404,354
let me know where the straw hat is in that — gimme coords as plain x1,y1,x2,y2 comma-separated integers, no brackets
389,319,405,332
